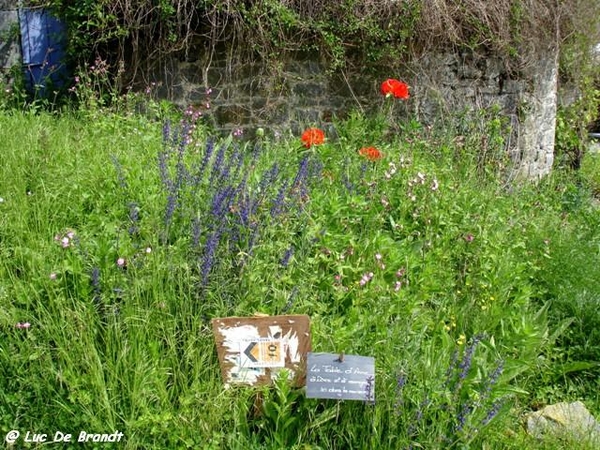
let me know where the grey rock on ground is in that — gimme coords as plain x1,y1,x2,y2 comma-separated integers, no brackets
526,401,600,446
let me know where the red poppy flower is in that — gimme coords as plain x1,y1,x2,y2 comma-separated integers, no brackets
359,147,383,161
380,79,410,99
301,128,325,148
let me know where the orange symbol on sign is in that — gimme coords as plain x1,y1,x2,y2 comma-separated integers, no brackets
242,340,283,367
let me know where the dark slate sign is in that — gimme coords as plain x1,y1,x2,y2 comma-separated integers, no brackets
306,352,375,402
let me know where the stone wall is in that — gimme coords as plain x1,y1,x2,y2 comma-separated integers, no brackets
411,48,559,179
154,49,527,133
0,0,20,85
151,50,379,136
148,44,559,178
514,48,559,179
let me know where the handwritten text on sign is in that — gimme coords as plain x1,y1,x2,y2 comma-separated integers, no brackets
306,353,375,402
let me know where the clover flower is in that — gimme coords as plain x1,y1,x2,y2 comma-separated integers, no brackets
384,162,397,179
15,322,31,329
359,272,374,286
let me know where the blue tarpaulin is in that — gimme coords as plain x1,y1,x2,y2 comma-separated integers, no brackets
18,7,68,97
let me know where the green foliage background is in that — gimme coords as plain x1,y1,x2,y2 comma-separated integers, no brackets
1,104,599,448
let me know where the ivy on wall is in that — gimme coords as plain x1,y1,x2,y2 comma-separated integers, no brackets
32,0,589,78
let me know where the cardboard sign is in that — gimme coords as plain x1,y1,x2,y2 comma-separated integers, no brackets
306,352,375,402
212,315,310,386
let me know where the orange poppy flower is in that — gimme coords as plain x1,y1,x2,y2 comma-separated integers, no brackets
359,146,383,161
380,79,410,100
301,128,325,148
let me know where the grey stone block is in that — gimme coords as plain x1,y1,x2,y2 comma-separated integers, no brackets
0,10,20,69
526,401,600,446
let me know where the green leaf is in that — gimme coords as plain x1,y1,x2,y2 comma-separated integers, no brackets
555,361,600,375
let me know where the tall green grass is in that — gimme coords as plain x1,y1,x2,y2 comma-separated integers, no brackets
1,108,599,449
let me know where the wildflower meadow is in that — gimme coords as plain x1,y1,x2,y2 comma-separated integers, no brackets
1,76,599,449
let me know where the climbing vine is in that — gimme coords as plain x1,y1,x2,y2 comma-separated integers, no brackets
26,1,571,76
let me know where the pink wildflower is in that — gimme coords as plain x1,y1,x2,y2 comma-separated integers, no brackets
359,272,374,286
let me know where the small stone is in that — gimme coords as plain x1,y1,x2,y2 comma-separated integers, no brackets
526,401,600,446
